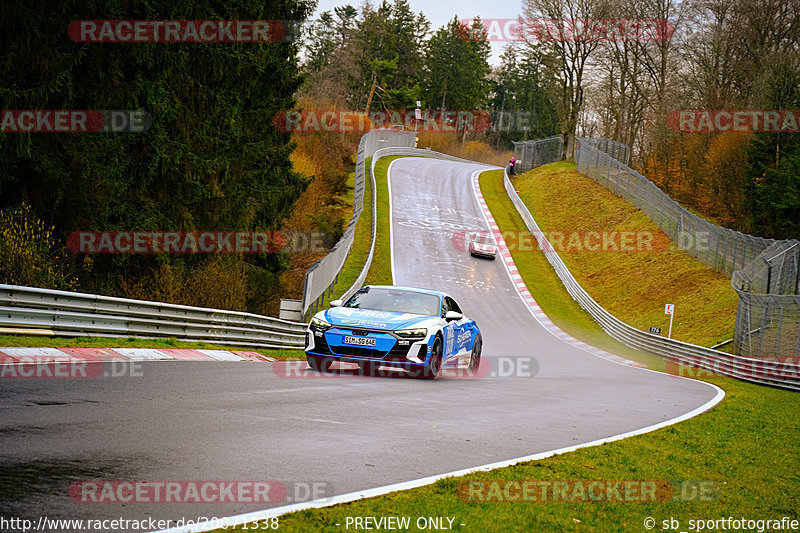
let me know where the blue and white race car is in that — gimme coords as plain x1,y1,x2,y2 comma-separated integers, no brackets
305,285,482,379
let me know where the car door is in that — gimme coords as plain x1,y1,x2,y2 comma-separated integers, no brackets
443,296,470,361
440,296,458,361
448,297,473,355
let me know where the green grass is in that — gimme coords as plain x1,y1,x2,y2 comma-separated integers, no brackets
208,166,799,532
480,169,664,369
219,377,798,532
364,155,398,285
0,334,303,360
327,157,374,301
513,162,738,348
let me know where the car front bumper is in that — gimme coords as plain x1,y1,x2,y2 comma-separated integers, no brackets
305,327,431,367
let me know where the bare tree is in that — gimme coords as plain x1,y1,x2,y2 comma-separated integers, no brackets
581,0,689,166
520,0,612,160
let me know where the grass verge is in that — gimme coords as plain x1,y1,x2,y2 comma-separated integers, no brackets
512,162,737,347
364,155,399,286
0,334,303,360
327,158,374,301
212,169,799,533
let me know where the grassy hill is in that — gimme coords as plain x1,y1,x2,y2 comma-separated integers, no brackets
509,161,738,348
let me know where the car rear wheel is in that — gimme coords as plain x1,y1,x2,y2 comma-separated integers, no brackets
307,355,334,373
468,334,482,373
423,337,443,379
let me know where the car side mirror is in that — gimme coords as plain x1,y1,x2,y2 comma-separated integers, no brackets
445,311,463,322
330,299,343,307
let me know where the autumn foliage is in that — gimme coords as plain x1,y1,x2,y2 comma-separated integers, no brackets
644,132,753,230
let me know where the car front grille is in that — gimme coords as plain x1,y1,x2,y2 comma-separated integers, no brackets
330,345,386,358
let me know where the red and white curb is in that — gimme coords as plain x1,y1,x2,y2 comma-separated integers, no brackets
0,347,275,366
471,171,645,368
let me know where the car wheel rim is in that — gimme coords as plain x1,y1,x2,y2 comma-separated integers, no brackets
430,356,441,377
470,340,482,371
429,340,442,377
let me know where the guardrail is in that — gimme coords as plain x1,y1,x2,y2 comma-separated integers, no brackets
501,168,800,391
301,130,417,318
0,284,307,350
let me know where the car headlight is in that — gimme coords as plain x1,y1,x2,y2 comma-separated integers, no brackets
394,328,427,340
310,317,332,331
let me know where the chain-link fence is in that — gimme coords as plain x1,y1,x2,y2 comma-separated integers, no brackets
576,137,631,165
512,136,563,172
732,242,800,358
576,137,800,359
575,138,777,276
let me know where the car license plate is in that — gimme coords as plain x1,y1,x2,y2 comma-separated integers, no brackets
344,336,377,347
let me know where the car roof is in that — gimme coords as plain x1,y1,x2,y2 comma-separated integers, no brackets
360,285,447,299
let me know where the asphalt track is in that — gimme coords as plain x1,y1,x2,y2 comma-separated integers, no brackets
0,157,722,530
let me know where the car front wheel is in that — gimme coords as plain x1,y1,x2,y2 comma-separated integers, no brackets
468,334,482,373
423,337,443,379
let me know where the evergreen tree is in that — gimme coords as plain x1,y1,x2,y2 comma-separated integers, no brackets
423,17,491,113
488,45,559,148
0,0,314,305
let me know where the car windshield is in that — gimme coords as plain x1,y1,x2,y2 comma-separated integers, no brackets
343,287,440,316
473,234,495,246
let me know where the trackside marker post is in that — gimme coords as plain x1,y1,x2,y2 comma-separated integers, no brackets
665,303,675,338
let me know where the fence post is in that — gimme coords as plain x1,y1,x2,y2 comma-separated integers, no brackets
763,256,772,294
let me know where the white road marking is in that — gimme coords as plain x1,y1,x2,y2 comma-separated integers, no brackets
155,161,726,533
155,384,724,533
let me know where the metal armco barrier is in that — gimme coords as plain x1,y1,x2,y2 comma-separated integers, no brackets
0,284,307,349
501,168,800,391
301,129,417,318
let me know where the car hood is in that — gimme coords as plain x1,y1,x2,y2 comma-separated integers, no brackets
323,307,429,330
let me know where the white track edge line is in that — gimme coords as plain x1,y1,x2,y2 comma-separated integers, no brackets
155,386,724,533
154,166,726,533
387,158,398,285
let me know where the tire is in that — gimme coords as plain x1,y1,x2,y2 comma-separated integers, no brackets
307,355,334,373
422,337,443,380
468,334,482,373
